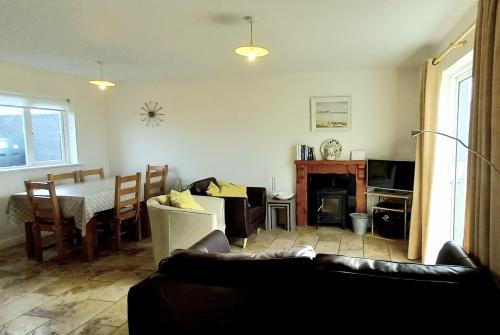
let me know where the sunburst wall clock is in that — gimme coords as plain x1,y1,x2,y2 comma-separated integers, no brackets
140,101,165,126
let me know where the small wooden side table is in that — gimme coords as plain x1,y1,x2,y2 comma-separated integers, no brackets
266,197,296,231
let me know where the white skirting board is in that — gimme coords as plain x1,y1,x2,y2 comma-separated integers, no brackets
0,231,52,250
0,233,25,250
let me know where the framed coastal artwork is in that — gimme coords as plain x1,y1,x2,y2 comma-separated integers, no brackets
310,96,351,131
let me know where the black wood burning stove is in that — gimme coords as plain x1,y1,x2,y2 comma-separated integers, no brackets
316,188,347,229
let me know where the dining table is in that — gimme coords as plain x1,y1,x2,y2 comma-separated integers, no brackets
7,177,144,261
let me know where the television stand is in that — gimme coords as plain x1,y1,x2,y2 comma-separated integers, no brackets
364,190,412,240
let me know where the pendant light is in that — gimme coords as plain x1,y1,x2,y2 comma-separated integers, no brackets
234,16,269,62
89,60,116,90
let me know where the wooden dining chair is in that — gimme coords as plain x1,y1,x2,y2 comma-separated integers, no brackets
144,165,168,200
24,180,80,263
142,165,168,238
48,171,79,184
78,168,104,182
113,173,142,250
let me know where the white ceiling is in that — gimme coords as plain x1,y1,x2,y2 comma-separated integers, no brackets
0,0,476,81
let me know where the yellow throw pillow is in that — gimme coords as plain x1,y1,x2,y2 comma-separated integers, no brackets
157,195,170,206
206,181,221,196
169,190,204,210
214,179,247,198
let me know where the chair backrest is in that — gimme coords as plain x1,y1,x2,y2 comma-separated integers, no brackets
47,171,79,184
114,173,141,218
144,164,168,200
78,168,104,182
24,180,62,228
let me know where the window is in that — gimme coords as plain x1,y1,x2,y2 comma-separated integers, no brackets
435,51,473,248
452,73,472,245
0,92,77,170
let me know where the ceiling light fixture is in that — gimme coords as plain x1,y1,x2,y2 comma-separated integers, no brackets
89,60,116,90
234,16,269,62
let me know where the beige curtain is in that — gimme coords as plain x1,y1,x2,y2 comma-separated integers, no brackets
407,60,441,261
465,0,500,278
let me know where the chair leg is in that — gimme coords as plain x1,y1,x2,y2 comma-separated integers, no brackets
141,204,151,239
32,224,43,261
114,218,121,251
55,229,65,264
135,214,141,241
242,238,248,249
25,222,35,259
91,218,98,253
75,230,82,246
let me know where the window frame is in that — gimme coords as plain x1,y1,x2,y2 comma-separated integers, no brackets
450,71,472,245
439,50,473,245
0,92,76,171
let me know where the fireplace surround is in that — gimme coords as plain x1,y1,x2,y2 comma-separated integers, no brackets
295,160,367,226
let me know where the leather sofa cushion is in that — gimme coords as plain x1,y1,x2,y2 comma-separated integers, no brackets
158,247,315,286
315,254,489,285
190,177,218,195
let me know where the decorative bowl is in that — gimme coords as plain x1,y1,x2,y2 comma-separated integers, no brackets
273,192,294,200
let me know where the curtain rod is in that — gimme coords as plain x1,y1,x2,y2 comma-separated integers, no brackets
432,23,476,65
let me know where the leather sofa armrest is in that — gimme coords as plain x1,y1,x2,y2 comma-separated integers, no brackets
189,230,231,253
221,196,250,237
247,187,266,207
220,196,249,212
435,241,477,267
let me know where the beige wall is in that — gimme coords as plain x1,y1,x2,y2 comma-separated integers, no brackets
0,61,110,248
106,68,420,194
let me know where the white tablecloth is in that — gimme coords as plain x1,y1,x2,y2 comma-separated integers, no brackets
7,178,143,237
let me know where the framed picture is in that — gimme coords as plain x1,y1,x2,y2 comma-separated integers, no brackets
310,96,351,131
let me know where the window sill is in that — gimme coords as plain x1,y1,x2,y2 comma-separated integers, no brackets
0,162,83,174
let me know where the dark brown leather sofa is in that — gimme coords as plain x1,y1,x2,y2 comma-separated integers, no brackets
189,177,266,246
128,231,499,334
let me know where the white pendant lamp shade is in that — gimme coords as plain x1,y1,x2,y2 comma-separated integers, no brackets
89,61,115,90
89,80,115,90
234,46,269,60
234,16,269,62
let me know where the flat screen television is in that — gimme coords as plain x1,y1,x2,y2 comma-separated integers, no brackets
367,159,415,192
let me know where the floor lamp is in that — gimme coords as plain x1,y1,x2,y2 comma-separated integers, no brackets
411,130,500,176
411,129,499,259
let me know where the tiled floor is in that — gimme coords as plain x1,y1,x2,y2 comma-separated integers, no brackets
232,225,414,262
0,226,414,335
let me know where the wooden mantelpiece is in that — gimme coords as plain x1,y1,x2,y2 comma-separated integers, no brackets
295,160,367,226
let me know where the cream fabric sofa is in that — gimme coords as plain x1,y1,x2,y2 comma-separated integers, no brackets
147,195,225,266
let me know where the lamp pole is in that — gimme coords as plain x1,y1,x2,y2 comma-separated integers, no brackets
411,129,500,176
